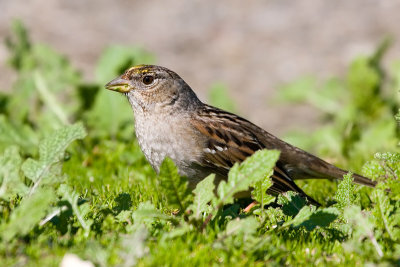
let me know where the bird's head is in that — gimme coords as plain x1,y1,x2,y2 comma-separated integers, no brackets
105,65,201,113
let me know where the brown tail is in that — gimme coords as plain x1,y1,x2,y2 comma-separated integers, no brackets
288,159,377,188
350,172,377,187
325,166,376,188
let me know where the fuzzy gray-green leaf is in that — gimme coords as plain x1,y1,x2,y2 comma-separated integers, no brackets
0,146,27,200
0,187,56,241
21,123,86,193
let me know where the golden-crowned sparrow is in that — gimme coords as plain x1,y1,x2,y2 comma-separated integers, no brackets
105,65,376,205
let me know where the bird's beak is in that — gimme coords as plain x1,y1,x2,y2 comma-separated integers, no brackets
105,76,132,93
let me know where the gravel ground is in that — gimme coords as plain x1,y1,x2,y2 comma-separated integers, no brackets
1,0,400,134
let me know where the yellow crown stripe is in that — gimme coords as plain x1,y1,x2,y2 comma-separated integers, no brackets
127,65,152,74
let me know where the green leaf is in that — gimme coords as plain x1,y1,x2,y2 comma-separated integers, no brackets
283,206,340,231
278,191,307,217
160,223,192,242
282,206,313,228
132,201,171,226
362,159,388,182
0,187,56,241
276,76,316,103
217,149,280,205
334,172,359,209
343,205,383,258
307,78,344,114
119,226,149,267
305,207,340,229
5,19,33,71
347,56,381,113
225,216,259,237
39,122,86,164
188,174,216,220
251,170,274,214
21,123,86,195
371,189,400,241
5,21,81,128
364,152,400,197
350,119,398,167
130,201,172,234
159,158,192,211
0,146,27,200
58,184,93,237
0,115,38,154
33,71,69,125
215,216,262,252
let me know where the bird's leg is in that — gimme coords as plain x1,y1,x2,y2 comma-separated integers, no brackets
243,201,258,213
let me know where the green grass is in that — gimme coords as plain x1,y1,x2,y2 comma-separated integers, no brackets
1,20,400,266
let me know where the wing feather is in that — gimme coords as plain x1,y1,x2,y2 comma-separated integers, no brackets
190,105,320,205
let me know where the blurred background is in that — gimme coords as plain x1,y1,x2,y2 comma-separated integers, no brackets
1,0,400,134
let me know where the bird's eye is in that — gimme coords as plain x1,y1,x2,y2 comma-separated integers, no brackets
142,75,155,85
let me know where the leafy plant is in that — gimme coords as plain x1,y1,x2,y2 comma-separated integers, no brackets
1,21,400,266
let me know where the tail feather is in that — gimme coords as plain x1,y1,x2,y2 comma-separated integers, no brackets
314,162,377,187
287,160,377,188
333,168,377,188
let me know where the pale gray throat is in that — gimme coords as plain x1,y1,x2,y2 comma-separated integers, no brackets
125,92,146,113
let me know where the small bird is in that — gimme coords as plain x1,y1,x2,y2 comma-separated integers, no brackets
105,65,376,205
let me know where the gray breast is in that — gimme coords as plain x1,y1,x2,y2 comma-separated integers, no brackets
134,112,205,183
